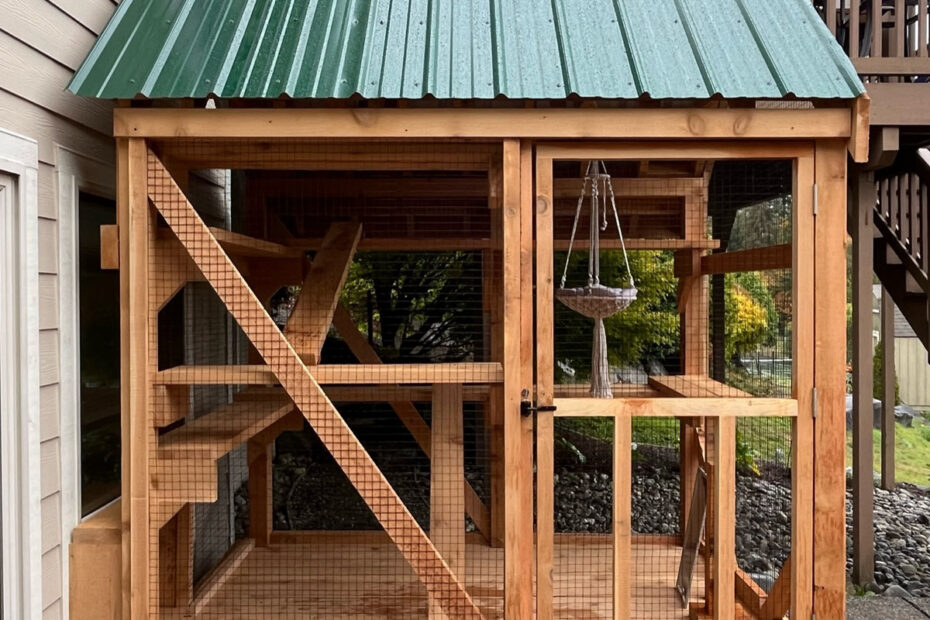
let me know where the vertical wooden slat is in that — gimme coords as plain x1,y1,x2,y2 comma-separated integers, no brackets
713,416,736,620
487,151,505,548
247,440,272,546
895,0,906,57
503,139,532,619
613,416,632,620
910,174,920,261
901,174,911,251
881,289,897,491
851,0,861,58
535,154,555,620
791,147,815,619
851,171,876,586
922,182,929,273
872,0,883,57
826,0,837,35
116,137,132,620
430,382,465,620
813,140,849,620
126,137,151,619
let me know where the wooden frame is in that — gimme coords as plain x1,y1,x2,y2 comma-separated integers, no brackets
534,141,818,620
109,106,850,618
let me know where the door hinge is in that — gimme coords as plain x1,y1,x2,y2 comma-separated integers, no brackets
520,389,557,417
813,183,819,216
812,387,818,419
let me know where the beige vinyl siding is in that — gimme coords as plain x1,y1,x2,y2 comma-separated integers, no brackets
895,337,930,408
0,1,118,618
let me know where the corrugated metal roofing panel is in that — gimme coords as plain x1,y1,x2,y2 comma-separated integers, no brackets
68,0,864,100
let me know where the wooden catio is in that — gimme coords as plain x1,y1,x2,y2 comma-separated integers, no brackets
66,2,868,619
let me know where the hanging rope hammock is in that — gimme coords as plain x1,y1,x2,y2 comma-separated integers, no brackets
556,161,638,399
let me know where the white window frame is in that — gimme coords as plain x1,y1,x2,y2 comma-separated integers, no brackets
0,129,42,620
56,145,116,619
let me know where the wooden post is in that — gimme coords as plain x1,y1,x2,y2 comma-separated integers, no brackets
791,148,815,619
851,169,875,586
430,384,465,619
813,140,849,620
713,416,735,620
613,416,632,620
247,440,273,546
881,288,896,490
487,152,505,548
503,139,532,619
126,137,152,618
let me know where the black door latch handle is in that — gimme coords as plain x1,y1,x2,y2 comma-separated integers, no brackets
520,389,557,417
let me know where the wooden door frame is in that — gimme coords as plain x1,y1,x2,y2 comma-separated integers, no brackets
533,141,818,620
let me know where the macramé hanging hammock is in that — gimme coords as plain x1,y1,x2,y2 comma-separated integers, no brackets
556,161,638,399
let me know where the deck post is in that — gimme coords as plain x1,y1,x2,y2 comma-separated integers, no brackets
851,168,875,586
813,140,849,619
881,288,896,490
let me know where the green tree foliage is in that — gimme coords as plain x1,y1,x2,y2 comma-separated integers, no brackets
724,271,778,362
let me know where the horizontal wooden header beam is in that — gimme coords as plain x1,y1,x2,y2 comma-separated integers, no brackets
554,397,798,418
154,363,503,385
700,244,792,275
114,107,852,140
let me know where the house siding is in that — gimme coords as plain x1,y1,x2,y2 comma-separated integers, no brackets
0,1,119,618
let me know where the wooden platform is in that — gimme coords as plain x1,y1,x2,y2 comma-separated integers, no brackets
178,534,702,619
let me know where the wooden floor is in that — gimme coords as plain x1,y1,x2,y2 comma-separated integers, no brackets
183,533,702,619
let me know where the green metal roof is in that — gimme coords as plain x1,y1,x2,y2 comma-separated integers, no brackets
68,0,864,100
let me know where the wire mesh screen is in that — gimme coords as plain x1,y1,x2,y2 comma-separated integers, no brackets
146,139,504,618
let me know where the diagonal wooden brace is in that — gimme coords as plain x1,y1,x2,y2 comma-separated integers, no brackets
146,151,483,619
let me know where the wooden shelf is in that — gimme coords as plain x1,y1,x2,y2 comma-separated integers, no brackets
648,375,752,399
158,388,295,461
208,227,304,259
154,363,505,386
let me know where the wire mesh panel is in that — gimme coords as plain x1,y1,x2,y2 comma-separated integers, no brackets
143,139,506,619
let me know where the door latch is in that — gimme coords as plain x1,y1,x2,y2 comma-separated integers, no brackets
520,389,557,417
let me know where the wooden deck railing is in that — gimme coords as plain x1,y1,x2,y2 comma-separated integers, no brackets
875,154,930,280
816,0,930,79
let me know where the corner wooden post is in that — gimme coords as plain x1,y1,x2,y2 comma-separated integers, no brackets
126,137,152,619
503,139,533,619
881,288,896,490
791,147,815,619
813,140,849,619
851,168,875,586
713,416,735,620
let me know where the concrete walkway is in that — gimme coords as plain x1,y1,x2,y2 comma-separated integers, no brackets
847,596,930,619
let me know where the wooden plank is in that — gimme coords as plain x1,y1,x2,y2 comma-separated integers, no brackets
813,140,848,620
849,95,870,164
209,227,304,259
114,108,853,140
535,154,555,620
867,83,930,125
881,288,896,490
700,244,791,275
147,152,483,618
872,0,883,58
791,147,815,619
154,363,504,385
614,415,632,620
429,384,465,619
851,170,875,586
713,417,736,620
734,568,766,616
554,398,797,418
126,137,151,620
247,440,272,547
191,539,255,616
286,222,362,364
100,224,119,269
502,139,532,620
285,236,720,252
649,376,752,399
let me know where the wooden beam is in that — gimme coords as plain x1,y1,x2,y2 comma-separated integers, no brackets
503,139,532,619
849,95,870,164
429,384,465,619
553,397,797,418
700,244,792,275
209,227,304,259
330,303,490,539
759,556,791,620
713,416,736,620
115,108,853,140
285,222,362,364
614,415,632,620
864,127,899,171
866,83,930,125
813,140,848,620
734,568,767,616
881,288,896,490
191,540,254,617
154,363,504,385
147,151,483,617
284,236,720,252
851,170,875,586
791,146,815,619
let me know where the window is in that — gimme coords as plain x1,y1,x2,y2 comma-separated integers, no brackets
78,193,120,515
